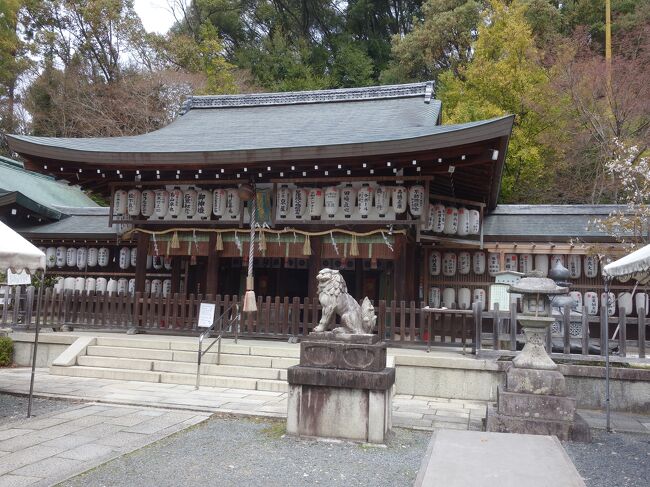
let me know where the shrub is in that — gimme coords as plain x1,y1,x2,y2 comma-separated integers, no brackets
0,337,13,366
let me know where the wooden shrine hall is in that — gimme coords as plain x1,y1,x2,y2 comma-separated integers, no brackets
6,82,514,305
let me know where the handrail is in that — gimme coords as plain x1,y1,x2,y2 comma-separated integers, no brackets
195,302,240,390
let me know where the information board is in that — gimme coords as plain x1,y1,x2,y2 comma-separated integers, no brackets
197,302,216,328
7,270,32,286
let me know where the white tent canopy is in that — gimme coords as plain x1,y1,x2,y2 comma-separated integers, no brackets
602,244,650,284
0,220,45,273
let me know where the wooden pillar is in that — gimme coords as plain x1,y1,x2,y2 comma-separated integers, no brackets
205,234,220,296
394,236,408,302
171,257,182,294
307,237,323,300
134,232,149,294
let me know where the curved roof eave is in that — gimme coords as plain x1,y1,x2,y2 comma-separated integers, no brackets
7,116,514,167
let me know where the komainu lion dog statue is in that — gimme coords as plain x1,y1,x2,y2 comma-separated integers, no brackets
313,268,377,335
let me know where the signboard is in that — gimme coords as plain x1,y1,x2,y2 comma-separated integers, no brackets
7,269,32,286
197,302,216,328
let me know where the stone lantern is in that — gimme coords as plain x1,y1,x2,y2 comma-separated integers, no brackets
486,271,591,441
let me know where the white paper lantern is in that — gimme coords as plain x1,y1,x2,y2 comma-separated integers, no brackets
519,254,533,274
635,293,648,316
146,255,153,270
421,204,434,231
432,203,446,233
408,185,425,216
55,246,66,268
566,255,582,279
213,189,227,217
162,279,172,298
473,252,486,274
584,292,598,315
429,288,441,308
225,188,240,218
76,247,87,270
442,288,456,308
374,186,389,216
46,247,57,269
85,277,96,292
117,278,129,296
164,256,173,270
469,209,481,235
550,255,565,268
392,186,407,214
141,190,155,217
357,186,372,218
458,252,471,275
323,187,339,217
128,278,136,296
152,256,163,270
66,247,77,267
458,288,472,310
168,189,183,217
74,277,85,293
87,248,98,267
457,207,470,236
569,291,583,310
291,188,307,218
601,292,616,316
443,206,458,234
442,252,457,276
504,254,518,272
183,189,198,217
429,251,441,276
113,189,127,216
618,292,633,316
473,289,487,310
107,278,118,295
584,255,599,278
119,247,131,270
98,247,110,267
534,255,549,276
63,277,76,291
308,188,325,217
488,253,500,276
151,279,162,297
127,189,141,217
154,190,169,218
196,190,212,220
130,249,137,267
54,277,64,293
341,187,356,218
144,279,151,294
93,278,106,293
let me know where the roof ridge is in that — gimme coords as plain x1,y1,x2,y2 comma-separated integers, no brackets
181,82,434,113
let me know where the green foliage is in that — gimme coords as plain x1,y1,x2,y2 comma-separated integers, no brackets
0,337,13,367
437,0,560,202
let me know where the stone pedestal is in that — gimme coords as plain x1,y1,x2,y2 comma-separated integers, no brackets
486,366,591,442
287,332,394,444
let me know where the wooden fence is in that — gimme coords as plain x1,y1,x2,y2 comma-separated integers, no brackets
2,285,648,360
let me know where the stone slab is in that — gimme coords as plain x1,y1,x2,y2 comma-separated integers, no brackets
497,389,576,422
306,332,379,344
287,365,395,390
486,405,591,442
300,338,386,371
506,367,567,396
414,430,586,487
51,336,96,367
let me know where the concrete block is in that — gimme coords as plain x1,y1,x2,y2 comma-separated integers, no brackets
368,390,389,443
52,336,96,367
497,390,576,422
506,367,567,396
96,337,171,349
49,365,160,383
250,346,300,358
87,345,173,361
286,385,300,435
271,357,300,369
256,379,289,393
77,355,153,371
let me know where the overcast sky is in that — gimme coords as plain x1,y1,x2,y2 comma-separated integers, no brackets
133,0,177,34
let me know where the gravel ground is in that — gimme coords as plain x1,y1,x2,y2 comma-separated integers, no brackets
563,430,650,487
0,393,77,425
59,417,430,487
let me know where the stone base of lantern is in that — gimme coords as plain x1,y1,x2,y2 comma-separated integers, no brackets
486,366,591,442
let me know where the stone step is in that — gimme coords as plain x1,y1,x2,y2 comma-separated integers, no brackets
153,360,286,380
77,355,154,371
50,365,161,383
87,345,173,361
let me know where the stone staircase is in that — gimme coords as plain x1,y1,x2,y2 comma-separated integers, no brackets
49,336,300,392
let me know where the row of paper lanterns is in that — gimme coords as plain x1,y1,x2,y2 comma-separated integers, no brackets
41,247,176,271
429,252,600,278
53,277,173,297
429,287,649,316
114,188,241,219
421,205,481,236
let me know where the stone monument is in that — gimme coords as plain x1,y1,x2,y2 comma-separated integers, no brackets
486,272,591,441
286,268,394,444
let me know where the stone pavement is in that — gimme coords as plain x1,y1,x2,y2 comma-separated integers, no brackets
0,402,209,487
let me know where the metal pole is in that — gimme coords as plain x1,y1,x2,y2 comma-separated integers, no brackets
604,277,612,432
27,269,45,418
